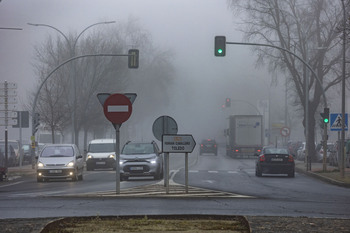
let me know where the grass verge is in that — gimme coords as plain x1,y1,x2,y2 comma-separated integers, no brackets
41,215,250,233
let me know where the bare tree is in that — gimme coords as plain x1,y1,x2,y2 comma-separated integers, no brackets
29,17,175,148
228,0,348,160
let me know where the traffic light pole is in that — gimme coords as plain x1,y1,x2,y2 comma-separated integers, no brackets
30,53,136,169
323,123,328,172
222,40,328,172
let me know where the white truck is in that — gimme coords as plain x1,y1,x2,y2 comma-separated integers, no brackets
225,115,263,158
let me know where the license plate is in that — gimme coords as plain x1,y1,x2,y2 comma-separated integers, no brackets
96,162,106,165
130,167,143,171
271,158,283,162
49,169,62,174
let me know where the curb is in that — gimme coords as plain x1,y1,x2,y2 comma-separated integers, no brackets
295,166,350,188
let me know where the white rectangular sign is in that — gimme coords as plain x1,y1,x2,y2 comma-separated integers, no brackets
0,104,17,111
0,89,17,96
0,82,17,89
0,111,17,118
0,97,17,104
162,134,196,153
0,118,17,126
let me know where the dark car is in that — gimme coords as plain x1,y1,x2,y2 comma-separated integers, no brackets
200,139,218,155
119,141,163,181
255,147,295,177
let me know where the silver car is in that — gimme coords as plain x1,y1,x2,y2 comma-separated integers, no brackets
36,144,84,182
119,141,163,181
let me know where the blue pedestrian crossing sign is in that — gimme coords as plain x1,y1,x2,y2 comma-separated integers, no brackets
330,113,348,131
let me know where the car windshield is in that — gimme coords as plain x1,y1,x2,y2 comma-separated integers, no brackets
122,143,155,155
88,143,115,153
41,146,74,157
264,148,289,154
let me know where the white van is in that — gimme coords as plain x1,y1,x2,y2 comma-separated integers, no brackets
86,139,116,171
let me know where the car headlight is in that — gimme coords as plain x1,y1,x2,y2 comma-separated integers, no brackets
108,154,115,159
147,157,157,164
150,160,157,164
119,159,125,165
37,162,44,168
67,161,74,167
87,154,93,160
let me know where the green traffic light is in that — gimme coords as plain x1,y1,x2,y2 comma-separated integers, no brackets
324,118,329,123
217,49,223,54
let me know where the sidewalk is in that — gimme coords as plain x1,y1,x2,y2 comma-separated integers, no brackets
295,160,350,188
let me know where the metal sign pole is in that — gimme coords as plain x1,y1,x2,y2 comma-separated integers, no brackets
185,152,188,194
115,124,120,194
166,152,169,194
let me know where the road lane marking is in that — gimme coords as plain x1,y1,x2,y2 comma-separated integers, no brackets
0,181,24,188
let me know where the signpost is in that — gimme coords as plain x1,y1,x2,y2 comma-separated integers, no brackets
102,93,133,194
152,116,178,193
0,81,17,179
162,134,196,193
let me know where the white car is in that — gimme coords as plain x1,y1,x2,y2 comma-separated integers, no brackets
86,139,116,171
36,144,84,182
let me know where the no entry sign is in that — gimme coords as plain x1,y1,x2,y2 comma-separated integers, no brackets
103,93,132,125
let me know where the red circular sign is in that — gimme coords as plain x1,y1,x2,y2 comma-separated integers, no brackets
103,93,132,125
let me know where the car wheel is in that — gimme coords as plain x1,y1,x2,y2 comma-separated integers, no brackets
288,170,295,178
120,175,128,181
255,168,262,177
154,166,162,180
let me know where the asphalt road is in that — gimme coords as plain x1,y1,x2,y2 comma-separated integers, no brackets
0,147,349,220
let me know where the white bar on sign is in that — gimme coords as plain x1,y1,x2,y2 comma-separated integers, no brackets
108,105,128,112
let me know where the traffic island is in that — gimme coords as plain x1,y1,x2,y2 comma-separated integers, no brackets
40,215,250,233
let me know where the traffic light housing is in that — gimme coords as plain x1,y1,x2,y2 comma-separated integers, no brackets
215,36,226,56
320,107,329,124
225,98,231,107
128,49,139,69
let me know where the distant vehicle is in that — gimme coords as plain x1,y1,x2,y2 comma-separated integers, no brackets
225,115,263,157
120,141,163,181
296,142,306,161
36,144,84,182
21,144,32,164
329,141,350,168
316,143,335,163
0,140,18,167
255,147,295,177
200,139,218,155
86,139,116,171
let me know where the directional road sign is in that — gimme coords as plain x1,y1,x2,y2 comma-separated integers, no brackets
103,93,132,125
162,134,196,153
330,113,348,131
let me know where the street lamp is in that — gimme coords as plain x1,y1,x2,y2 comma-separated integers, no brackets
28,21,116,144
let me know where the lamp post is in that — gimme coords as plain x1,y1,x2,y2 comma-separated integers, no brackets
340,0,347,178
28,21,115,144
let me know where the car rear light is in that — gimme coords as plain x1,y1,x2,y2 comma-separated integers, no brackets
257,149,261,153
288,155,294,162
259,155,265,162
201,144,203,148
235,149,239,152
207,139,211,141
214,144,217,148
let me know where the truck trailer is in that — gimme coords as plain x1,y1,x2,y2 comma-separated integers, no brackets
225,115,263,158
